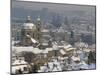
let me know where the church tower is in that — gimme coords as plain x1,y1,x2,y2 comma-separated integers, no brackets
35,16,42,43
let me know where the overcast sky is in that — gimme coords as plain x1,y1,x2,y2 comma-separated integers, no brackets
12,1,95,13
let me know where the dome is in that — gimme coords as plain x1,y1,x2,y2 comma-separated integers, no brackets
22,22,36,29
22,16,36,29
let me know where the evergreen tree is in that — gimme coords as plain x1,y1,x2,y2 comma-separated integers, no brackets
88,51,95,64
22,52,34,64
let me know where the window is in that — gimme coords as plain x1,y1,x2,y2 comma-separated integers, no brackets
24,67,27,71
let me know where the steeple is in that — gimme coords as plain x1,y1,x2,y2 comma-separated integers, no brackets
37,15,41,22
26,16,32,23
35,15,42,43
36,15,41,30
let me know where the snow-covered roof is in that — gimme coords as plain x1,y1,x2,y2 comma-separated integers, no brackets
41,29,49,32
12,47,43,54
41,48,53,54
45,48,53,51
66,48,75,51
26,34,38,43
12,59,28,66
30,37,38,43
12,41,20,46
42,42,48,46
52,44,59,50
64,45,72,49
12,60,28,74
58,56,68,60
83,49,91,52
42,50,48,54
71,56,80,62
60,49,66,55
33,48,43,54
12,46,54,55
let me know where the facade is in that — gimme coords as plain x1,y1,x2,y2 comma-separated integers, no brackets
12,59,30,74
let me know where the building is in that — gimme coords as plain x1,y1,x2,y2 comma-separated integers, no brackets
12,58,30,74
20,16,41,46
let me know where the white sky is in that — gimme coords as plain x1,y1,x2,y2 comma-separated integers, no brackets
12,1,95,13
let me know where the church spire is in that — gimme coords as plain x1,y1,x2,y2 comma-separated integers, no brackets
37,15,41,22
26,16,32,23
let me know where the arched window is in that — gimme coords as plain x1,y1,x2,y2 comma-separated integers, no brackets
24,67,27,71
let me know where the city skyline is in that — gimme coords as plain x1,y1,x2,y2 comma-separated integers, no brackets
11,0,96,74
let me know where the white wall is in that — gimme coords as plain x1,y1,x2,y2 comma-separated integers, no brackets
0,0,99,75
